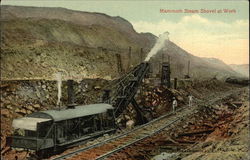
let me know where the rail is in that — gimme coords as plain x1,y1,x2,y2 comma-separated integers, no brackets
49,87,244,160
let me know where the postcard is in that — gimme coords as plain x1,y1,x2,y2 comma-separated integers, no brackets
1,1,249,160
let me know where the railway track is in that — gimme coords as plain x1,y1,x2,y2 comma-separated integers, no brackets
49,88,244,160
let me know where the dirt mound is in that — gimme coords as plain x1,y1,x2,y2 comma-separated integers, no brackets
177,88,249,160
182,104,249,159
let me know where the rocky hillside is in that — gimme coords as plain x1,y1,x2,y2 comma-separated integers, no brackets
1,5,156,80
1,5,240,80
149,41,241,80
229,64,249,77
1,5,155,49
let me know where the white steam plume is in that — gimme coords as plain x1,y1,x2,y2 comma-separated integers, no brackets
144,31,169,61
56,72,62,107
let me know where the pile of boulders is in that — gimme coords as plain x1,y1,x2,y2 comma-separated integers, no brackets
116,105,137,129
1,81,56,118
138,85,186,118
177,97,249,160
1,79,108,116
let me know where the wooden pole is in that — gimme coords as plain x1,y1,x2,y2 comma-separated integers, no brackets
140,48,143,62
128,46,131,69
174,78,177,89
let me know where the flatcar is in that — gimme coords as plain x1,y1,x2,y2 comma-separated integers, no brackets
9,103,115,156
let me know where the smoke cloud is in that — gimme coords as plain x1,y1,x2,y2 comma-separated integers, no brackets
144,32,170,61
55,72,62,107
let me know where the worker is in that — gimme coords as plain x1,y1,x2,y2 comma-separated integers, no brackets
188,94,193,107
172,97,177,112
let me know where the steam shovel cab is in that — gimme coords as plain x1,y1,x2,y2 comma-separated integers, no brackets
9,103,115,157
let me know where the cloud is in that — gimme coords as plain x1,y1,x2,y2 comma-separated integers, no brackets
131,14,249,64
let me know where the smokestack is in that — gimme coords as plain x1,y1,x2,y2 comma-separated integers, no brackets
67,80,76,109
56,72,62,110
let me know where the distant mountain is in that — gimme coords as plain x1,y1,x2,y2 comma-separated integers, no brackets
1,5,240,80
149,41,241,80
229,64,249,77
202,58,234,72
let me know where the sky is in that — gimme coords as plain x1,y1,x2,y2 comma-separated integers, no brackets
2,0,249,64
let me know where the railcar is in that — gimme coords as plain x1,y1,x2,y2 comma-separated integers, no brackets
225,77,249,86
9,103,115,156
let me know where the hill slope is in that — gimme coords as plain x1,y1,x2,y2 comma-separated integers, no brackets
149,41,240,79
229,64,249,77
1,5,157,80
1,5,155,49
